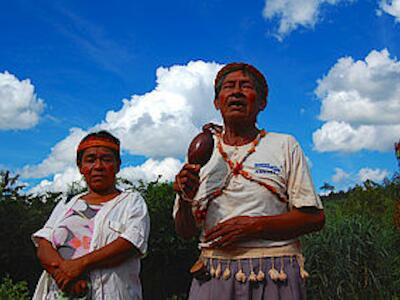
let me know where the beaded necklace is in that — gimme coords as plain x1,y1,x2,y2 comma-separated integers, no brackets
192,129,288,224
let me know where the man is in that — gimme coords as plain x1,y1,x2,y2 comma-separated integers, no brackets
173,63,324,299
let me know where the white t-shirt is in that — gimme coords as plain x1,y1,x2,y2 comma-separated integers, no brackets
174,132,323,248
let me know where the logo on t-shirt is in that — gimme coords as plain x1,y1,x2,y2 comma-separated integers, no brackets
254,163,281,175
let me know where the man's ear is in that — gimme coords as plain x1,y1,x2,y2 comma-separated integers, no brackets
214,98,220,110
259,98,267,111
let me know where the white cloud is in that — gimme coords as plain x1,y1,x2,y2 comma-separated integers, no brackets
358,167,389,182
102,60,222,158
378,0,400,22
0,71,45,130
262,0,353,40
313,49,400,152
21,61,221,192
332,167,350,183
29,158,182,194
29,166,84,194
21,128,87,178
118,157,182,184
327,167,390,192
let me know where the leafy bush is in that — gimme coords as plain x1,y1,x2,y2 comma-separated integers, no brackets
0,276,29,300
127,180,198,299
1,170,399,298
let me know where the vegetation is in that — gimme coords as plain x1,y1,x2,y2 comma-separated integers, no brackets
0,170,399,299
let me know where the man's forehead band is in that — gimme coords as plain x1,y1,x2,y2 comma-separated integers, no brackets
77,137,120,153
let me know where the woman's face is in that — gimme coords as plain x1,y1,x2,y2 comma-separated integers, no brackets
79,146,120,193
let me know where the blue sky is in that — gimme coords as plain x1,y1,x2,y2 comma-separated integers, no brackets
1,0,399,193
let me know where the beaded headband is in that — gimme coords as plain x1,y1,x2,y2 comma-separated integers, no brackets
77,137,120,153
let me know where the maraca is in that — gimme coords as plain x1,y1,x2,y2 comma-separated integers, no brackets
187,123,222,166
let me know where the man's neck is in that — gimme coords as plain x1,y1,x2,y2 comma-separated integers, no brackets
223,122,259,146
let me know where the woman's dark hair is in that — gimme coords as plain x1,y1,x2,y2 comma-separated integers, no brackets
76,130,121,166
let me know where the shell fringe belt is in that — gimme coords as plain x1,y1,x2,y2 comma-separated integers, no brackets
195,243,309,283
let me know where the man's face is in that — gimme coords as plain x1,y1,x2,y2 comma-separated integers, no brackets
79,146,120,193
214,70,266,123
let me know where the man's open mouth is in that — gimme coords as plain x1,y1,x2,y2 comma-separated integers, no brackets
228,99,246,108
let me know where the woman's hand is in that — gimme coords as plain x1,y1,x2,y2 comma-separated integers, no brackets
52,258,87,290
67,279,88,298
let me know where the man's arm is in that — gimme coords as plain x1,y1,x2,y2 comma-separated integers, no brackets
174,197,199,239
173,163,201,239
204,207,325,248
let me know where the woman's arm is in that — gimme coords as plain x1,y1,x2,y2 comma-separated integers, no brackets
36,238,88,297
52,237,137,290
36,238,63,275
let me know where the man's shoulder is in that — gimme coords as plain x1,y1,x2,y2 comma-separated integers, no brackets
263,131,298,146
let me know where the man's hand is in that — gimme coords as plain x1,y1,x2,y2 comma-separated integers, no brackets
204,216,262,248
173,163,201,201
173,164,201,239
204,208,325,248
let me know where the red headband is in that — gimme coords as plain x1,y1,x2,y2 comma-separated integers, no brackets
77,137,120,153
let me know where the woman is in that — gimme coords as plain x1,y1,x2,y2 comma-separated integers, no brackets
32,131,150,300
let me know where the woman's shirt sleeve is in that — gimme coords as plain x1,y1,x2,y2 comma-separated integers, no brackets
31,197,67,247
120,193,150,255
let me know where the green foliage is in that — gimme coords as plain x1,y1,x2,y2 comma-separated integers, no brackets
1,169,399,298
303,216,393,299
0,276,29,300
0,170,60,292
127,179,198,299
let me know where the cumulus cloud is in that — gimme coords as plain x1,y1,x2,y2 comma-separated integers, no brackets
358,167,389,182
118,157,182,184
21,128,87,178
378,0,400,22
313,49,400,152
263,0,353,40
29,167,84,194
21,61,221,194
332,167,350,183
0,71,45,130
102,61,222,158
328,166,389,192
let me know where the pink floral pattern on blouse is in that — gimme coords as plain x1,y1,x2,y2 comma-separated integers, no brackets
52,199,102,259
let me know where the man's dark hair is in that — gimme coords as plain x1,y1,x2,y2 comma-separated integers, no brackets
76,130,121,166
